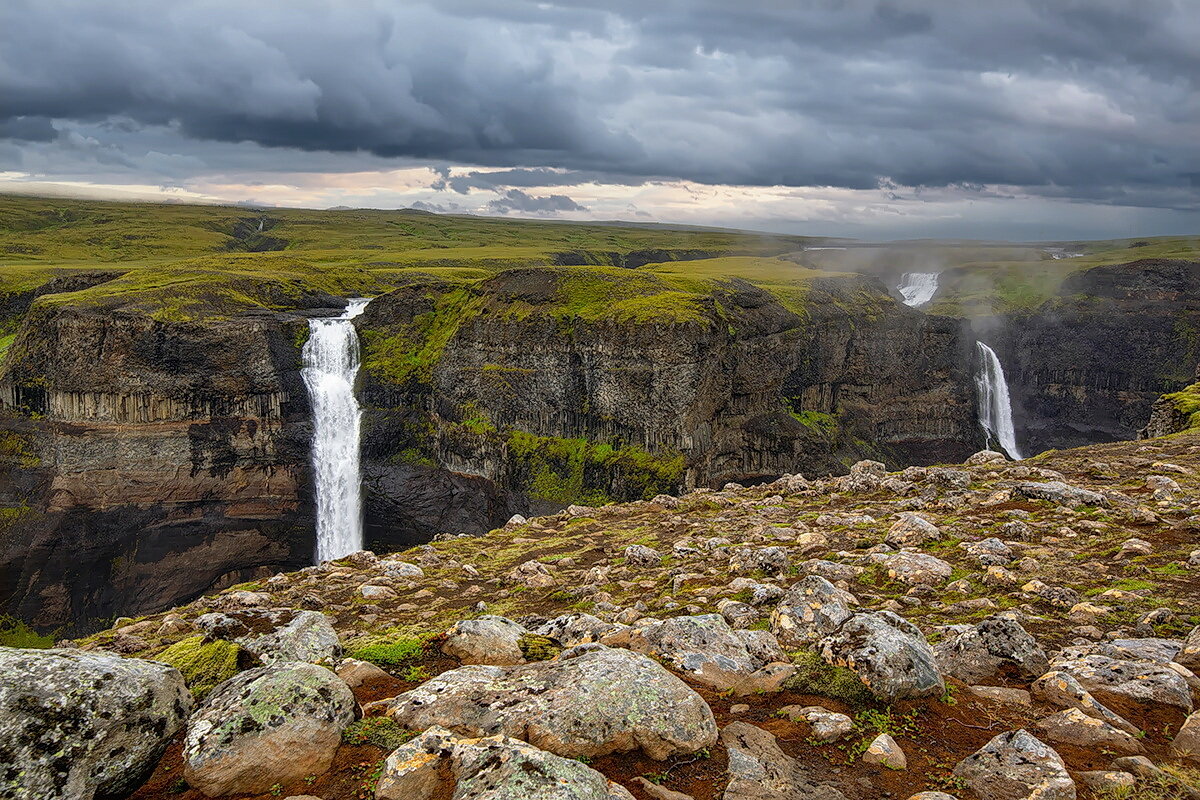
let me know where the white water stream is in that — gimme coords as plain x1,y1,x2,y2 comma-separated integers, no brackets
896,271,939,307
975,341,1022,460
302,298,370,562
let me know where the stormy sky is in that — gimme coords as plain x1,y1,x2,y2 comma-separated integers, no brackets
1,0,1198,240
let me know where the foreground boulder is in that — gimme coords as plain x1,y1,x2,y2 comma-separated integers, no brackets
819,611,944,701
442,615,529,665
375,644,717,759
603,614,795,694
953,729,1075,800
934,616,1049,684
375,726,635,800
183,662,357,796
194,608,341,665
721,721,845,800
0,647,192,800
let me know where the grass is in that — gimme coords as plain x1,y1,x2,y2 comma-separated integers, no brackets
0,614,55,648
345,635,427,669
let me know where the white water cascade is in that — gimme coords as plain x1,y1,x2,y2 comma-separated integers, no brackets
896,272,939,307
302,298,370,563
975,341,1023,460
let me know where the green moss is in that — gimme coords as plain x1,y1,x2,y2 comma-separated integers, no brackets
156,635,245,697
783,649,876,707
518,633,563,661
342,717,414,750
361,286,482,385
507,430,684,505
346,636,426,668
0,431,39,468
788,409,838,433
0,615,55,648
1161,382,1200,430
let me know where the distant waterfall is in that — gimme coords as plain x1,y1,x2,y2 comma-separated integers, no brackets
897,272,939,307
975,341,1022,460
302,298,370,562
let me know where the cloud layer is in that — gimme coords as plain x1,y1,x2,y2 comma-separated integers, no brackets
1,1,1198,236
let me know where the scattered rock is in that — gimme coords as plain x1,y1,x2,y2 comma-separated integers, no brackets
375,726,635,800
0,647,191,800
863,733,906,769
194,608,341,666
442,615,528,665
377,644,717,760
729,545,790,576
869,551,953,585
886,513,942,547
336,657,391,687
770,575,856,649
1036,708,1144,755
1031,671,1139,736
183,662,356,796
1173,711,1200,764
777,705,855,742
625,544,663,567
506,560,557,588
819,611,944,701
1014,481,1108,508
720,721,845,800
953,729,1075,800
534,613,627,646
934,615,1049,684
634,776,695,800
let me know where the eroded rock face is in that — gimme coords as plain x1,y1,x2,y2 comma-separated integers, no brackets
183,662,357,797
720,721,845,800
953,729,1075,800
375,726,635,800
0,647,191,800
376,644,718,760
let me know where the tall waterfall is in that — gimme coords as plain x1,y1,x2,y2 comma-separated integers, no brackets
302,298,370,562
975,341,1022,460
897,272,939,307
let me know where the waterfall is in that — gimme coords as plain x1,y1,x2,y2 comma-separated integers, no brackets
897,272,939,307
302,298,370,562
975,341,1022,460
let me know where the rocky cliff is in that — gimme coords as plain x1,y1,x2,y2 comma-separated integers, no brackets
987,259,1200,453
0,296,319,632
356,264,981,552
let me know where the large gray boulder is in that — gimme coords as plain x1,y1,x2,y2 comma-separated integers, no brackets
720,721,845,800
953,729,1075,800
0,647,192,800
183,662,357,796
819,611,944,701
602,614,794,694
442,615,528,665
770,576,856,649
934,616,1049,684
376,644,717,760
195,608,341,665
375,726,635,800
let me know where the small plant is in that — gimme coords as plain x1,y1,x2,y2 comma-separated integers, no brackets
166,777,189,794
401,664,431,682
269,783,283,797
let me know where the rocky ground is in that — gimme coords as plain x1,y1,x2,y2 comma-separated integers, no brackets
6,432,1200,800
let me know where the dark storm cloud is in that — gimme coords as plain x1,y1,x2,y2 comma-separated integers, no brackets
0,0,1198,206
485,189,587,214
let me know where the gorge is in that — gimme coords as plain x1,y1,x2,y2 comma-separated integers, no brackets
0,197,1197,636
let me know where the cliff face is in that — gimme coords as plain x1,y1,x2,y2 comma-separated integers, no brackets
356,267,981,548
0,302,317,631
1004,259,1200,452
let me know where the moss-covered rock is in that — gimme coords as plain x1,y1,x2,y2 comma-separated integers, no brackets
155,635,248,698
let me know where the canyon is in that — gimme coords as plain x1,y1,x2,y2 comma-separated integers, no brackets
0,198,1196,635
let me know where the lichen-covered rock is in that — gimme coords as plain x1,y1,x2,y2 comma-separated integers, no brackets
375,726,635,800
777,705,854,742
720,721,845,800
442,615,528,665
603,614,794,694
0,647,191,800
886,513,942,547
868,551,953,585
953,729,1075,800
507,559,557,587
1031,671,1139,736
1013,481,1108,508
624,544,663,567
377,644,717,760
819,611,944,701
934,616,1049,684
534,613,626,646
770,575,856,649
1050,651,1193,711
194,608,341,665
183,662,357,796
1036,708,1144,755
729,545,790,577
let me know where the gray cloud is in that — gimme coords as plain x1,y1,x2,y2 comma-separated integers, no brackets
485,189,587,214
0,0,1198,216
